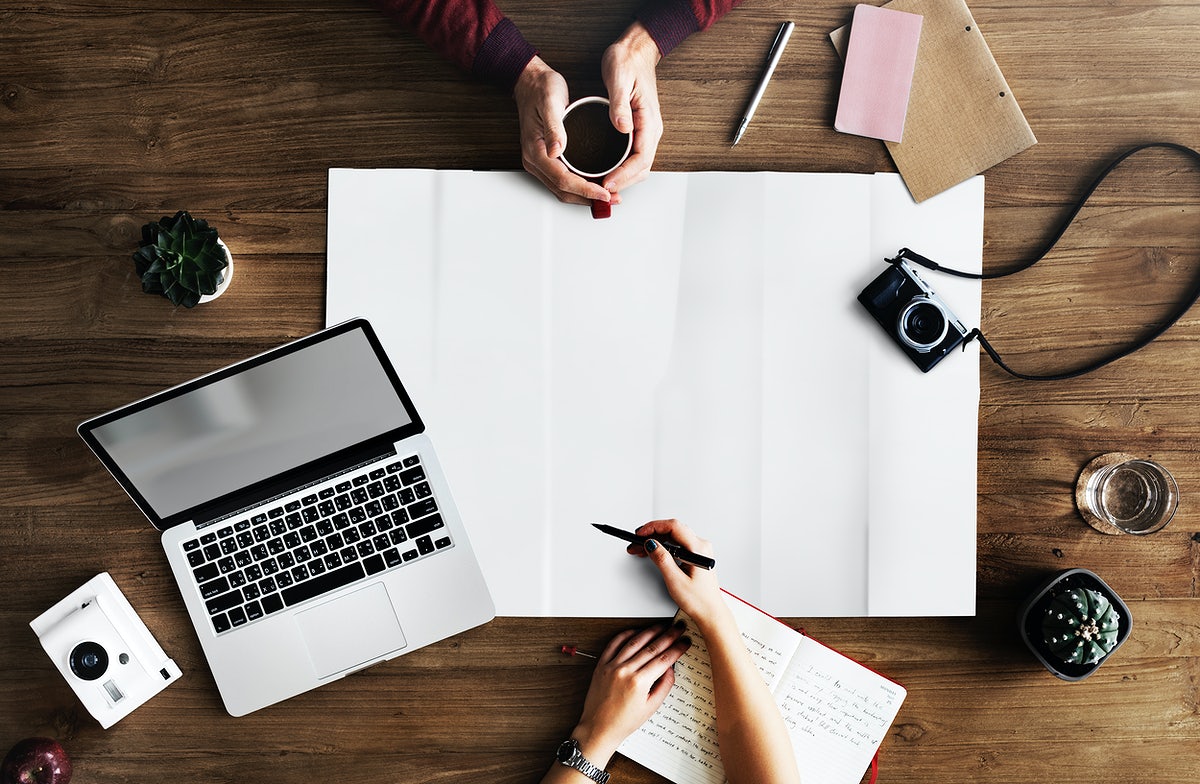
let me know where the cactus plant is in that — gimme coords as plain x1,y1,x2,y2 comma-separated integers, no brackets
133,211,229,308
1040,587,1121,666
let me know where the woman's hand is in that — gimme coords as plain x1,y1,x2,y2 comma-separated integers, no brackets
568,623,691,767
629,519,732,632
513,55,614,207
599,21,663,194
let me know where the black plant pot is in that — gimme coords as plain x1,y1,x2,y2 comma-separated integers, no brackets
1017,568,1132,681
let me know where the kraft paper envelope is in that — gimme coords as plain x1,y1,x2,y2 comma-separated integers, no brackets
831,0,1036,202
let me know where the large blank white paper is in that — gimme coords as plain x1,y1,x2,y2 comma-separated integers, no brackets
326,169,983,617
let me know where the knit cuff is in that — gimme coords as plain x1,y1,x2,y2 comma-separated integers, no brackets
471,17,539,93
636,0,702,57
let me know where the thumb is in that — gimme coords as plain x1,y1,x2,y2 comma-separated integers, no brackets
607,80,634,135
644,539,683,585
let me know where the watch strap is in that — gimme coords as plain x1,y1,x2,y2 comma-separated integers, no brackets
557,739,610,784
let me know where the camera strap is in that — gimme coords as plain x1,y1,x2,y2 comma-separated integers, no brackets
892,142,1200,381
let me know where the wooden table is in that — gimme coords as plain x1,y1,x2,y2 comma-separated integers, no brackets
3,1,1199,782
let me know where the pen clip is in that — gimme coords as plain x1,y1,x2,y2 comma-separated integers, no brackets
766,21,792,61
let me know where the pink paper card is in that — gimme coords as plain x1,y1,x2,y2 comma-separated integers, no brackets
835,4,923,143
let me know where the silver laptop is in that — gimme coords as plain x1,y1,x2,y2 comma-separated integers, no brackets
78,318,494,716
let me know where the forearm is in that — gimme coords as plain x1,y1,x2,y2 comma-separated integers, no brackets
538,723,620,784
699,613,802,784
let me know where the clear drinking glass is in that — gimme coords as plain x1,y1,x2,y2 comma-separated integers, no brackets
1075,453,1178,535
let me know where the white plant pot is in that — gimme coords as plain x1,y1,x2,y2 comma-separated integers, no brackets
198,238,234,304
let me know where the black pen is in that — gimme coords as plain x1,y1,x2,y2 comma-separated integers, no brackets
591,523,716,570
732,21,794,146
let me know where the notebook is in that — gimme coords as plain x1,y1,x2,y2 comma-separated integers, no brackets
835,4,924,143
618,591,906,784
78,318,495,716
830,0,1037,201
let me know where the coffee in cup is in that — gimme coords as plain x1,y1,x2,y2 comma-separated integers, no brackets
560,97,633,179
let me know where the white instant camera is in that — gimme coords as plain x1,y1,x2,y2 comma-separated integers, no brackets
30,573,182,729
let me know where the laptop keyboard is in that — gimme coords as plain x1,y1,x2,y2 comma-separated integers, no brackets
181,453,453,635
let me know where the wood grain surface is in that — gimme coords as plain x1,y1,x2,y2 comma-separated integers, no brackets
2,1,1199,782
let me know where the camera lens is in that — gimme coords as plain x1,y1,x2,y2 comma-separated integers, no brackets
898,297,949,352
69,641,109,681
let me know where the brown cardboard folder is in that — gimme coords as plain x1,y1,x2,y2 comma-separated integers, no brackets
831,0,1036,202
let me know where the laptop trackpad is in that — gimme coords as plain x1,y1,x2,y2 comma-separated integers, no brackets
295,583,407,679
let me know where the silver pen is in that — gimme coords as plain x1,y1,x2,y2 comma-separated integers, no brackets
732,21,795,146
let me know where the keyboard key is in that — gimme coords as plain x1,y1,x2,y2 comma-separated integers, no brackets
310,540,328,557
390,529,408,546
399,488,415,505
285,500,302,513
349,507,366,524
261,558,279,576
193,563,219,583
332,512,350,529
391,509,409,526
335,481,352,493
372,534,391,551
282,562,366,607
259,577,278,594
284,532,301,549
200,532,217,545
340,546,359,563
250,544,268,561
408,499,437,520
244,564,263,581
309,558,326,576
206,590,243,615
217,556,236,574
335,494,352,511
235,519,253,530
267,537,286,554
270,519,287,535
400,466,426,486
244,583,261,601
327,532,345,550
302,494,319,506
324,552,343,570
187,550,206,568
369,468,387,480
402,455,420,468
200,576,230,599
359,520,377,537
302,507,319,524
285,513,303,529
229,571,247,588
316,520,334,536
414,482,433,499
357,541,375,557
352,475,371,487
364,501,382,518
382,495,399,512
229,607,248,627
318,501,335,518
295,545,312,562
292,564,310,582
266,508,284,520
319,487,336,500
300,525,319,542
251,512,269,524
384,548,403,567
262,593,285,614
434,537,452,549
212,614,232,633
386,462,403,473
276,571,294,588
406,513,444,538
367,481,385,499
384,476,401,493
363,554,386,575
235,551,252,567
402,549,419,561
245,601,264,621
203,544,221,561
278,552,296,570
416,535,435,555
237,532,254,548
252,525,270,542
183,539,201,551
217,526,234,538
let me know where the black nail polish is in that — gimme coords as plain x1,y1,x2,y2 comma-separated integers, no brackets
645,539,658,552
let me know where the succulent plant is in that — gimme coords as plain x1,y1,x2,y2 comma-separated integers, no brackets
1040,587,1121,666
133,211,229,308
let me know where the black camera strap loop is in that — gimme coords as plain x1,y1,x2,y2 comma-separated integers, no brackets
891,142,1200,381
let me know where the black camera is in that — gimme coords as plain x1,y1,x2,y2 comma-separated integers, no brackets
858,257,970,373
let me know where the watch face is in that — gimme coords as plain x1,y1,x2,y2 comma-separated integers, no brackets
556,739,578,764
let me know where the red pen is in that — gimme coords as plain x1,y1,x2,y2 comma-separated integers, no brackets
560,644,598,659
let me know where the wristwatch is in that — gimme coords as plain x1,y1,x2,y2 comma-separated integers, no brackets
555,738,611,784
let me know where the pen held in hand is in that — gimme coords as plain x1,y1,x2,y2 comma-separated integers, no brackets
591,523,716,570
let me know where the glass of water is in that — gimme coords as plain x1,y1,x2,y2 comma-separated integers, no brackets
1075,453,1179,535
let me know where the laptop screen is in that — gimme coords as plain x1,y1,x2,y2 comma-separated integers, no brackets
80,321,420,529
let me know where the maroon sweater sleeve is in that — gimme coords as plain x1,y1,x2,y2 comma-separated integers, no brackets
636,0,744,57
374,0,537,91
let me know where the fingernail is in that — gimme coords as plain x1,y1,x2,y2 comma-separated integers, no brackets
645,539,658,553
681,636,692,646
673,619,686,630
